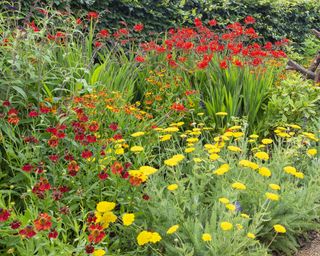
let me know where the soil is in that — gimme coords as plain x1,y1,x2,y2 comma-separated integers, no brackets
296,232,320,256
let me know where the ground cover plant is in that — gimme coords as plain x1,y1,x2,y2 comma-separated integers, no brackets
0,4,319,256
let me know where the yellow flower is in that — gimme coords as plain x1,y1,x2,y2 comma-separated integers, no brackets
236,224,243,230
227,146,242,152
213,164,230,175
233,132,244,138
164,158,179,166
283,166,297,175
307,148,317,156
220,221,233,231
131,131,145,137
239,160,259,170
209,153,220,161
265,192,280,201
193,158,202,163
269,184,281,190
273,224,286,233
160,134,172,141
249,134,259,139
185,147,195,153
241,213,250,219
288,124,301,129
247,232,256,239
93,249,106,256
115,148,124,155
137,231,153,245
229,125,241,130
167,225,179,234
226,203,236,211
122,213,135,226
163,127,179,133
216,112,228,116
130,146,144,153
139,166,158,175
218,197,229,204
202,233,212,241
231,182,246,190
294,171,304,179
172,154,185,161
150,232,162,243
95,211,117,229
262,138,273,145
254,151,269,161
258,167,271,177
167,184,178,191
96,201,116,212
187,137,199,143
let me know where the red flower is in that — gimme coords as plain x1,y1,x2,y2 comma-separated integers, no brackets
113,133,123,140
111,161,124,175
88,121,99,132
98,171,109,180
48,135,59,148
81,149,93,159
87,11,99,20
49,154,59,162
109,122,118,131
88,224,105,244
85,244,95,254
98,29,109,38
86,212,97,224
10,220,21,229
0,208,10,222
171,103,186,112
133,23,144,32
2,100,10,107
22,163,33,172
252,57,262,66
94,41,102,48
34,213,52,231
76,18,82,25
68,160,80,176
197,60,209,69
48,229,58,239
219,60,228,69
19,226,37,238
244,16,256,24
208,19,217,26
135,56,145,63
194,18,202,27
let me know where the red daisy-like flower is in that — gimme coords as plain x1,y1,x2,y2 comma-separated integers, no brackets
81,149,93,159
0,208,10,222
10,220,21,229
34,213,52,231
171,103,186,112
48,229,58,239
19,225,37,238
244,16,256,24
109,122,118,131
133,23,144,32
87,11,99,20
111,161,124,175
88,224,105,244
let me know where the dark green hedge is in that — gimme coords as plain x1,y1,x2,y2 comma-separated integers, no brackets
14,0,320,47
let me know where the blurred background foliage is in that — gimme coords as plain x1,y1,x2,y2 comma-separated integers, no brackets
14,0,320,49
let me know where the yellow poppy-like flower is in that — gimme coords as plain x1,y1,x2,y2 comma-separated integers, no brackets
167,225,179,234
216,112,228,116
233,132,244,138
231,182,246,190
258,167,271,177
288,124,301,129
218,197,229,204
227,146,242,152
294,171,304,179
254,151,269,161
187,137,199,143
307,148,317,156
249,134,259,139
95,211,117,229
229,125,241,130
122,213,135,226
273,224,286,233
96,201,116,212
265,192,280,201
220,221,233,231
130,146,144,153
93,249,106,256
167,184,178,191
247,232,256,239
164,158,179,166
202,233,212,241
262,138,273,145
131,131,145,137
269,184,281,190
150,232,162,243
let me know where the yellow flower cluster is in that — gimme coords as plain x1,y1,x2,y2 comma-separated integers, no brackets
137,230,162,245
95,201,117,228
